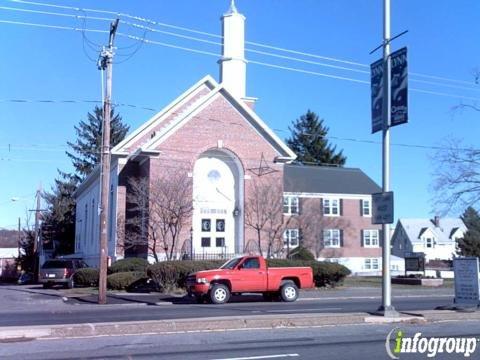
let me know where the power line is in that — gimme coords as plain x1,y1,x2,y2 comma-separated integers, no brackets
3,17,480,103
3,0,477,88
3,4,480,93
0,98,156,111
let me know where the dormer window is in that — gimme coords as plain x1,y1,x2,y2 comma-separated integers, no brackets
425,237,434,248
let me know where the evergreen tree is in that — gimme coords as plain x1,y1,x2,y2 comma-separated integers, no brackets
42,106,129,255
41,177,77,255
458,207,480,257
286,110,346,166
66,106,129,183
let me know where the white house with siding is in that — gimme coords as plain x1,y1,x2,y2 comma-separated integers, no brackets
391,216,466,261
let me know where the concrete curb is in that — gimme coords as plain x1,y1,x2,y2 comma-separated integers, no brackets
4,309,478,341
0,313,366,340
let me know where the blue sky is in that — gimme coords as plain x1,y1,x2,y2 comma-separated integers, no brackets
1,0,480,229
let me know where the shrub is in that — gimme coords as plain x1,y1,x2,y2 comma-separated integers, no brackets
267,259,350,287
107,271,146,290
73,268,99,287
288,246,315,261
108,257,149,274
147,260,224,290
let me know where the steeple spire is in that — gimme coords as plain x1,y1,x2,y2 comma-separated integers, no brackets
226,0,238,15
219,0,246,99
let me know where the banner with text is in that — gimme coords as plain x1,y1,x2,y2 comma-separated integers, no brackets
370,47,408,133
391,47,408,127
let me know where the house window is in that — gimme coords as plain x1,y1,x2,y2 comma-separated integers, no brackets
84,204,88,245
425,238,434,248
283,229,299,248
362,199,371,216
201,237,211,247
364,258,379,270
323,229,341,248
216,219,225,232
323,198,340,216
363,230,379,247
216,237,225,247
91,199,95,246
201,219,211,232
283,196,299,215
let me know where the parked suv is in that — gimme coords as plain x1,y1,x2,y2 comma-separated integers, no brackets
39,259,88,289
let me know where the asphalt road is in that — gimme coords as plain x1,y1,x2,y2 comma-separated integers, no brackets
2,318,480,359
0,290,453,327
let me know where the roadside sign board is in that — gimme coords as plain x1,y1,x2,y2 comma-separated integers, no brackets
405,254,425,272
390,47,408,127
372,191,394,224
453,257,480,306
370,47,408,133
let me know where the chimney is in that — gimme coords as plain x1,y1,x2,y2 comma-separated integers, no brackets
433,215,440,227
219,0,246,99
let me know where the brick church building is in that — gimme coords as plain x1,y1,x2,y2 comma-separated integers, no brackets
74,2,382,274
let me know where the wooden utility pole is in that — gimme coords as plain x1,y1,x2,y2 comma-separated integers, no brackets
98,19,119,305
17,217,21,258
33,184,42,281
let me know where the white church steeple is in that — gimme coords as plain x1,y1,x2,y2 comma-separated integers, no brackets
219,0,247,99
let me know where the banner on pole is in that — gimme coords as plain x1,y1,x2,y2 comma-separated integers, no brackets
370,59,384,134
390,47,408,127
370,47,408,133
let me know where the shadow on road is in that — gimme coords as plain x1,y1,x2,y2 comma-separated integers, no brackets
66,293,273,306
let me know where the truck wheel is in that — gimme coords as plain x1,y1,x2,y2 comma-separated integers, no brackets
280,281,298,302
209,283,230,304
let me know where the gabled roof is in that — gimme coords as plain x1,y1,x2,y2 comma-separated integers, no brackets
112,75,296,160
111,75,217,155
398,218,467,244
283,164,381,195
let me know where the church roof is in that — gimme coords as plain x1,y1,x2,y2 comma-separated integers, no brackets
283,164,381,195
111,75,296,160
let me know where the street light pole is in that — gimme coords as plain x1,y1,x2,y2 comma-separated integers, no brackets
379,0,397,317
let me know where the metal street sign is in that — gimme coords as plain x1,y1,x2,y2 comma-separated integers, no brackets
372,191,394,224
370,59,384,134
391,47,408,127
453,257,480,306
370,47,408,133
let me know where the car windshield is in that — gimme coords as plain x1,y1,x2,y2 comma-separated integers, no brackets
41,260,73,269
220,257,243,269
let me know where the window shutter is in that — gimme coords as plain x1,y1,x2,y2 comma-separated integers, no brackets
298,197,302,215
340,199,343,216
379,229,384,247
340,229,344,247
361,229,364,247
360,200,363,216
299,228,303,246
320,198,323,215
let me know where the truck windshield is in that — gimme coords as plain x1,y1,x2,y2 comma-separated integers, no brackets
220,257,243,269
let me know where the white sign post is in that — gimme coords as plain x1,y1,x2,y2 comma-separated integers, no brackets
453,257,480,307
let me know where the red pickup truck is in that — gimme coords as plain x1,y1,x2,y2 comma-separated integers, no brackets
186,255,314,304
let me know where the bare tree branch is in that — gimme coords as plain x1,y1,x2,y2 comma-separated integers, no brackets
125,171,193,261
